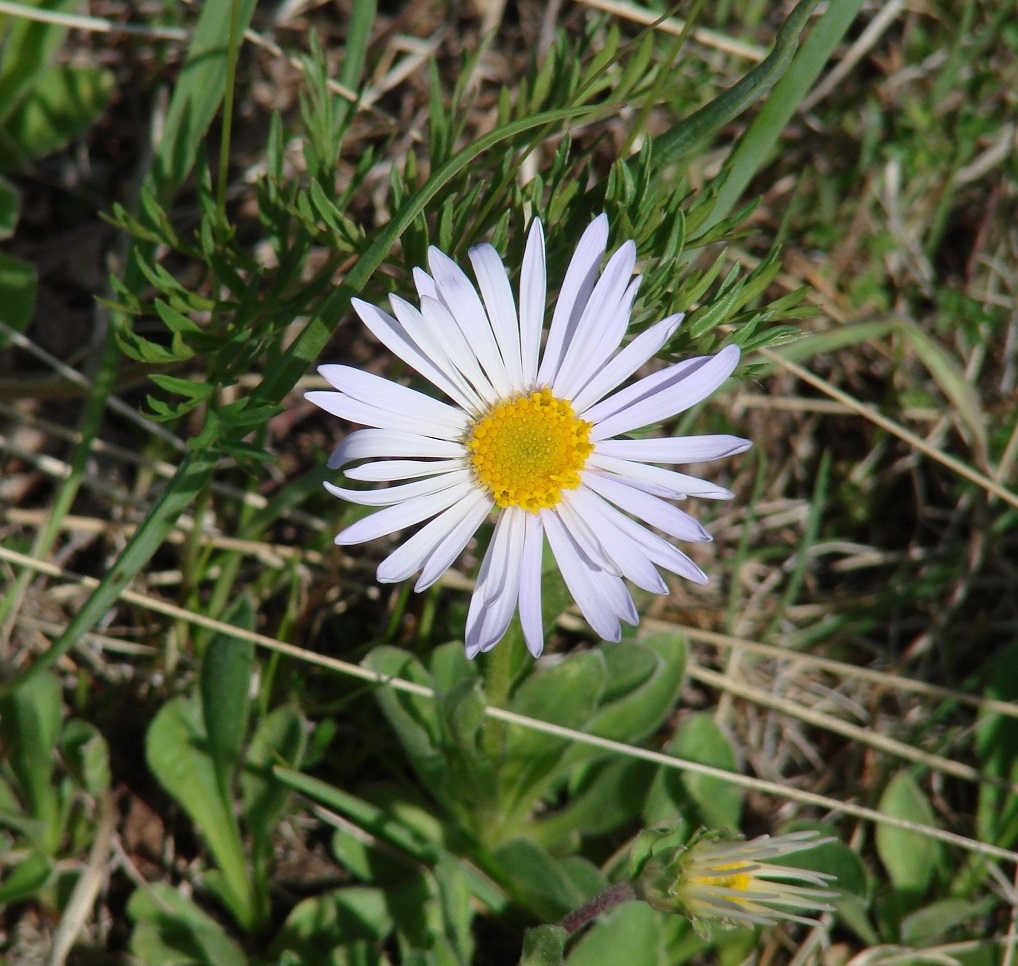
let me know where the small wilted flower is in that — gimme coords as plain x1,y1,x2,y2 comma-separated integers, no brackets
635,828,838,931
307,215,749,656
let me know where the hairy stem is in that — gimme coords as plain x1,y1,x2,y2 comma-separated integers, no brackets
557,881,639,935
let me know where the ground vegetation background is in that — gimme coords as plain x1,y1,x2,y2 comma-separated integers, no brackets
1,0,1017,963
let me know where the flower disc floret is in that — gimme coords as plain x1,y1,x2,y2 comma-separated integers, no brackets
466,388,593,512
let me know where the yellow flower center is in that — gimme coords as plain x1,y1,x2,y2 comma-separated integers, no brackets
692,863,753,902
466,388,593,512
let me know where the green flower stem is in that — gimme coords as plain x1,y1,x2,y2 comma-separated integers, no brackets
481,635,514,761
557,881,639,935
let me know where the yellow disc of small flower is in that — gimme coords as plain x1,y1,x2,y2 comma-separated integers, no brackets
686,862,754,902
466,388,593,512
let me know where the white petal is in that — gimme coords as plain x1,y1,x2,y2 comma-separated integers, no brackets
469,243,525,390
335,481,474,545
351,298,480,412
464,520,504,657
374,488,489,585
564,489,668,594
381,295,487,413
328,429,463,471
582,471,713,540
538,215,609,384
519,219,546,383
313,365,468,436
465,509,526,656
589,344,741,440
591,501,709,584
415,491,494,591
552,241,636,397
555,275,642,401
324,469,472,507
418,295,498,404
570,313,684,414
596,435,752,464
570,313,688,411
554,495,622,576
588,454,735,500
429,246,513,397
345,458,464,482
583,355,707,424
518,512,545,657
413,266,438,301
541,509,623,642
308,390,462,439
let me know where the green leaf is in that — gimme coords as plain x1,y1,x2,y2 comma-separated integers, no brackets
643,713,741,832
492,837,592,921
60,719,111,796
361,647,448,795
273,887,393,963
900,897,987,945
566,903,666,966
149,373,216,403
128,883,248,966
521,925,567,966
876,772,941,898
433,854,474,965
331,826,410,885
0,250,38,335
0,671,62,850
705,0,863,227
272,768,441,865
243,703,305,914
0,850,52,905
3,65,114,162
529,758,653,850
898,322,988,463
201,596,256,795
145,696,254,930
242,704,305,845
583,634,687,744
500,651,607,812
0,0,80,131
154,298,204,334
834,892,878,947
150,0,258,204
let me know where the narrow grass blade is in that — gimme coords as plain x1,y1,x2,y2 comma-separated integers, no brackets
706,0,866,229
650,0,823,172
2,448,220,694
151,0,257,204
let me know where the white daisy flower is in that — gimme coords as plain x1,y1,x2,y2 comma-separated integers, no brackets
640,829,839,929
307,215,749,657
